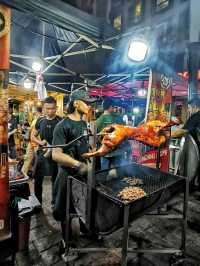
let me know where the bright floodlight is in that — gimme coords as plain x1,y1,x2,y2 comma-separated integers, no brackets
137,89,147,97
24,78,32,89
32,60,43,72
133,107,140,114
128,40,148,62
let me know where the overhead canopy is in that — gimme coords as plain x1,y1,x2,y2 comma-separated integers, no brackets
2,1,189,99
1,0,116,39
9,8,116,93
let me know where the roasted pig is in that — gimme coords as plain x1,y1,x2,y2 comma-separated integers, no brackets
83,120,175,158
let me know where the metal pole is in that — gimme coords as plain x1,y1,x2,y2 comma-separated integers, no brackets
42,22,45,57
156,146,161,169
86,123,97,230
65,177,72,252
188,42,200,100
42,36,82,73
63,48,97,57
10,54,37,59
121,205,130,266
78,34,99,48
48,84,71,93
45,59,76,75
10,60,33,72
181,177,189,255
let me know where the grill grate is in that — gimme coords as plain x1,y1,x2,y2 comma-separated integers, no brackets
98,174,178,201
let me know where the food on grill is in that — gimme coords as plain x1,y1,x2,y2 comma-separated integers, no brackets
123,177,143,186
118,187,146,201
83,120,176,158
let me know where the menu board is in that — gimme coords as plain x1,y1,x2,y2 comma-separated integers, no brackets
0,4,10,240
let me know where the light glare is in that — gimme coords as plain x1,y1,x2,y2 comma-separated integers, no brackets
128,40,148,62
24,78,32,89
137,89,147,97
133,107,140,114
32,61,43,72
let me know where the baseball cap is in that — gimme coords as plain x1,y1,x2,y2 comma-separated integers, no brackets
70,90,96,103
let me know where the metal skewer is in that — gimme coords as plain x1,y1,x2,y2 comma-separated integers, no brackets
41,132,102,149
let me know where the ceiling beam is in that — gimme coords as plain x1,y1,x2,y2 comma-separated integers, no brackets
10,60,33,72
42,36,82,74
47,84,71,93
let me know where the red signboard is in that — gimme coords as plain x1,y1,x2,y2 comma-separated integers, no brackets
138,148,169,172
137,71,172,171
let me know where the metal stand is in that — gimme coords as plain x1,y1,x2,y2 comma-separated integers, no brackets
121,205,130,266
62,127,189,265
63,175,189,266
85,122,96,231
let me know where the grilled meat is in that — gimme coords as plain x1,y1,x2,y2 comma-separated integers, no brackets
118,186,146,201
83,120,175,158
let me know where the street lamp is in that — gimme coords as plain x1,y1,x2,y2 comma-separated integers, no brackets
128,39,149,62
32,59,43,72
23,78,32,89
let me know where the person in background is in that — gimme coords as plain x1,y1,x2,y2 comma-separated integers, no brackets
18,105,28,125
21,106,43,176
171,98,200,194
113,106,123,124
96,98,115,132
52,90,96,249
96,98,131,170
8,104,18,159
32,96,61,205
171,98,200,141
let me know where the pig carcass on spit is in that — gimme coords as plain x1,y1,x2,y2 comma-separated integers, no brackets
83,120,175,158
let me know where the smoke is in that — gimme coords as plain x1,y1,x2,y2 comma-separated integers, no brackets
105,28,186,79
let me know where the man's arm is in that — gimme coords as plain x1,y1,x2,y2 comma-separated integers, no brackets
8,128,17,138
171,128,188,138
52,147,79,168
31,128,46,146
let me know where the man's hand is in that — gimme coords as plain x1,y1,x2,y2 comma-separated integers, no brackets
8,129,17,138
76,162,88,176
39,139,47,146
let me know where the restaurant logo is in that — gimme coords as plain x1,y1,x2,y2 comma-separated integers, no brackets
160,74,172,90
0,6,10,38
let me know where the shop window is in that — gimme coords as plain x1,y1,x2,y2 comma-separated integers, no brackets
129,0,144,24
113,15,122,30
153,0,171,13
176,9,189,41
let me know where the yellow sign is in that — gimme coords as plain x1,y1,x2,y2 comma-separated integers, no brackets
0,5,10,38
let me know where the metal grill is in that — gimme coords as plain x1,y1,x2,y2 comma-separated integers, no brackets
98,174,178,202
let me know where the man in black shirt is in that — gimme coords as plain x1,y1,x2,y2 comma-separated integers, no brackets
171,98,200,142
171,98,200,191
32,96,61,204
52,90,95,243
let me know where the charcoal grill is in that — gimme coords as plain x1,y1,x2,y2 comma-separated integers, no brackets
64,162,189,266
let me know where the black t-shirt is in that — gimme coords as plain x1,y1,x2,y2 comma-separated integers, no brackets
52,117,89,172
183,111,200,144
35,116,61,145
8,115,18,146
